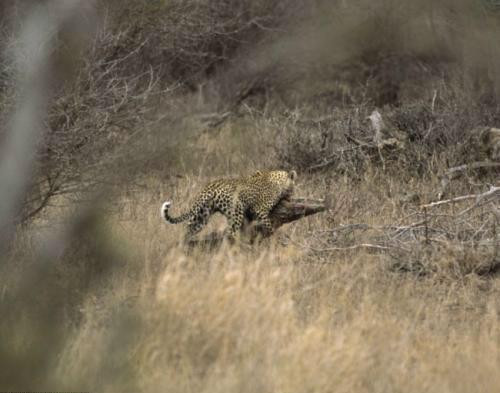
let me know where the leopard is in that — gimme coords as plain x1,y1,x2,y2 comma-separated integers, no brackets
161,170,297,241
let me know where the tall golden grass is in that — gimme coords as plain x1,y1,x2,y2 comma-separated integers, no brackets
13,164,490,392
1,2,499,392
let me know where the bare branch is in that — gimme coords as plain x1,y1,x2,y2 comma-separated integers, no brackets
438,161,500,199
422,186,500,209
310,243,392,252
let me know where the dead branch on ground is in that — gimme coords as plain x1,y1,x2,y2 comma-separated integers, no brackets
423,185,500,209
298,188,499,276
438,161,500,200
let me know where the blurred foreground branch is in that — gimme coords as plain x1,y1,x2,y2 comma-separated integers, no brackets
0,1,94,248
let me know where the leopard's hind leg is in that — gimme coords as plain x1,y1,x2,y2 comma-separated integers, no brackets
184,204,211,241
224,201,245,241
254,209,274,237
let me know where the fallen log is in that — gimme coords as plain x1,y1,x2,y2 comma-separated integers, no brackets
264,197,327,229
187,197,327,250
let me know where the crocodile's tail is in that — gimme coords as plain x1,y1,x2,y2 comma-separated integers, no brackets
161,201,191,224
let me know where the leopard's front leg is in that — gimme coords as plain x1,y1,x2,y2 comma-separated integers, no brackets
254,210,274,237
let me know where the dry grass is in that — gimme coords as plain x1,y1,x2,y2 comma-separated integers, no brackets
74,190,499,392
5,144,497,392
2,2,500,392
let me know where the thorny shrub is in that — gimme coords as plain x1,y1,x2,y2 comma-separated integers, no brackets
275,81,500,177
3,0,500,223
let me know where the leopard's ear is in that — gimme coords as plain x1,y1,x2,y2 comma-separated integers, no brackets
252,170,263,177
289,170,297,181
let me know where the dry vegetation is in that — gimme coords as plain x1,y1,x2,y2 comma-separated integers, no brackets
1,1,500,392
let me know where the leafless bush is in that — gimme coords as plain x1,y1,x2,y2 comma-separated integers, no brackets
391,191,500,278
5,0,500,227
274,108,370,173
275,79,500,177
103,0,303,87
301,183,499,279
4,1,500,391
1,0,312,224
0,2,178,224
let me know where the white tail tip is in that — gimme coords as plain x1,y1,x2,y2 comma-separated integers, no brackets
161,201,172,221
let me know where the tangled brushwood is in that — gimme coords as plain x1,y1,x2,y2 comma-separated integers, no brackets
0,1,500,392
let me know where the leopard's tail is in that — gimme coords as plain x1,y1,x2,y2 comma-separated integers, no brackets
161,201,191,224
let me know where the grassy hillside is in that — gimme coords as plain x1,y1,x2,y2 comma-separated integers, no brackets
0,1,499,392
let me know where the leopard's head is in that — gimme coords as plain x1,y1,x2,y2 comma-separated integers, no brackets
267,170,297,198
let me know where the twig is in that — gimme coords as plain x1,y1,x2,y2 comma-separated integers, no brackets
457,195,498,217
438,161,500,199
423,186,500,209
310,243,392,252
423,207,430,245
307,145,363,171
431,89,437,113
442,161,500,179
